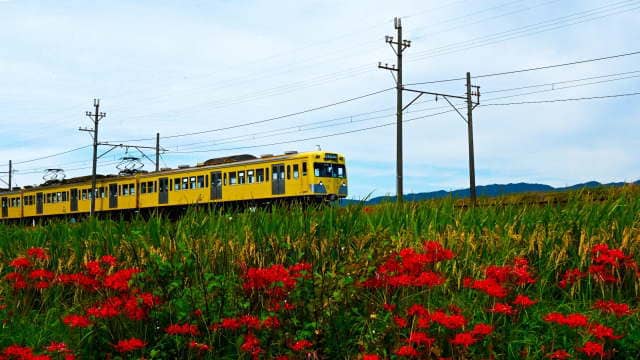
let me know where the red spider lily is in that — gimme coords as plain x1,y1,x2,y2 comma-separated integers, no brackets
104,268,140,291
489,302,515,315
240,315,261,330
362,355,381,360
470,323,494,337
290,340,312,352
593,299,633,317
113,338,146,353
383,303,397,312
9,257,32,269
431,311,466,329
261,316,280,329
28,269,54,281
395,345,419,357
5,272,28,290
165,323,199,336
449,332,477,347
56,273,100,291
100,255,117,267
546,349,571,359
588,323,623,340
188,341,211,352
27,247,49,260
559,268,585,289
45,342,69,353
217,317,242,330
240,333,263,359
84,261,104,277
407,331,435,346
62,314,92,328
406,304,429,317
3,345,34,357
577,341,605,357
463,278,508,298
192,308,203,317
393,316,408,328
513,294,538,308
423,241,455,262
543,312,588,328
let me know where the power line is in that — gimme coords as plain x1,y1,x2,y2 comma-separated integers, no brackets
482,70,640,93
407,49,640,86
481,91,640,106
106,87,394,142
12,145,92,165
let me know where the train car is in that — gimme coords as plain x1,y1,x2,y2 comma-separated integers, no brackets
0,150,347,222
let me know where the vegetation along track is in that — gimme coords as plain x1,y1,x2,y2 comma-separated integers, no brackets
0,185,638,359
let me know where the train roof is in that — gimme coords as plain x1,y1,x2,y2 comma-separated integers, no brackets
3,150,344,193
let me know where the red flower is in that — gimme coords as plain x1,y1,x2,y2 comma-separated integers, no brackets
543,312,588,328
27,247,49,260
219,317,242,330
100,255,117,267
589,323,623,340
559,268,585,288
593,299,633,317
28,269,55,281
113,338,146,353
383,303,397,312
577,341,605,357
45,342,69,353
489,303,515,315
513,294,537,308
165,323,199,336
62,314,92,328
431,311,466,329
188,341,211,352
408,331,435,346
395,345,419,357
546,349,571,359
261,316,280,329
470,323,493,337
240,333,262,358
362,355,381,360
290,340,312,352
394,316,408,328
449,332,477,347
9,257,32,269
104,268,140,291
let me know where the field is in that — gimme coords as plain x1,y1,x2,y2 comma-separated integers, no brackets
0,186,639,359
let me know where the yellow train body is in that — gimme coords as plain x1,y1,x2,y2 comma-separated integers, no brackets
1,151,348,221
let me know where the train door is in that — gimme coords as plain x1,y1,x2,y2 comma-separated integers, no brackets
158,178,168,205
1,197,7,218
271,164,285,195
70,188,78,212
36,193,43,215
210,172,222,200
109,184,118,209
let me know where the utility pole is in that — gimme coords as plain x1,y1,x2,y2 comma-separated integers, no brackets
155,133,160,172
466,72,477,206
8,160,11,191
80,99,106,217
379,17,411,203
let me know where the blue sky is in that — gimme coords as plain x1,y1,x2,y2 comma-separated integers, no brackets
1,0,639,199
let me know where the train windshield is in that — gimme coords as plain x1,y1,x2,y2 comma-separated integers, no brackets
313,163,346,178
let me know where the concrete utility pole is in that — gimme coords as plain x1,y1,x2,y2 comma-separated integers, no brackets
80,99,106,217
466,72,477,205
8,160,11,191
155,133,160,172
379,17,411,203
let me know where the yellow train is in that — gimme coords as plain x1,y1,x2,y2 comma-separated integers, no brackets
1,150,347,221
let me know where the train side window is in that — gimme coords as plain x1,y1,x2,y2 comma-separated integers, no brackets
266,168,269,182
293,164,299,179
62,192,68,202
197,175,204,188
182,177,189,190
247,170,254,184
256,169,264,182
17,198,21,207
286,165,291,180
81,190,87,200
229,172,237,185
100,187,106,198
223,173,227,186
174,178,181,191
57,192,61,202
130,183,135,195
141,182,147,194
238,171,245,185
189,176,195,189
302,162,307,176
151,181,156,192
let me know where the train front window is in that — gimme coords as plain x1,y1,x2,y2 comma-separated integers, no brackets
313,163,346,178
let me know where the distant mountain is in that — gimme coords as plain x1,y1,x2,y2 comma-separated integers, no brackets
341,180,640,205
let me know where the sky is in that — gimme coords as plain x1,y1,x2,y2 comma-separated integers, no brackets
1,0,639,199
